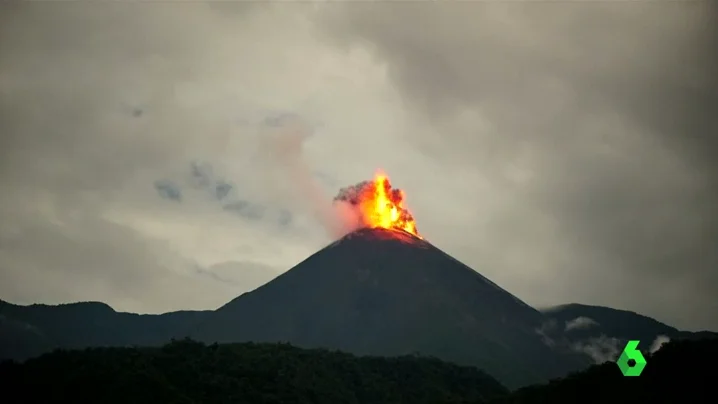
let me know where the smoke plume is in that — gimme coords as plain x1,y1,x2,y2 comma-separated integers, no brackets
258,113,354,239
261,114,420,239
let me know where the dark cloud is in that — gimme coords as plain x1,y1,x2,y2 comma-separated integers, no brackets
154,159,297,227
189,162,215,189
223,200,265,220
154,180,182,202
215,182,232,201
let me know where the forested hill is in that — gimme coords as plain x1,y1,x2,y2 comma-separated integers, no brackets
1,337,716,404
0,339,508,404
492,338,717,404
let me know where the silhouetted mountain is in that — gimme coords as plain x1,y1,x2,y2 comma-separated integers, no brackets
540,303,718,361
3,230,715,389
0,300,206,361
0,338,509,404
488,337,718,404
190,228,589,388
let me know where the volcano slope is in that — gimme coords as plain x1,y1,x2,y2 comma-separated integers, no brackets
192,228,589,388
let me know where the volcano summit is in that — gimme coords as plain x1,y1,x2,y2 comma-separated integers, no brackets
192,179,589,387
332,171,422,239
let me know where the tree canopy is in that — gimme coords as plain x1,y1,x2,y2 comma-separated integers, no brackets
1,337,716,404
0,338,506,404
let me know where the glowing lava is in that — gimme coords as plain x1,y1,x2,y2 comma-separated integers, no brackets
334,171,422,239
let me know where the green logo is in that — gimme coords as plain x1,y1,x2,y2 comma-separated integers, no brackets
617,340,647,376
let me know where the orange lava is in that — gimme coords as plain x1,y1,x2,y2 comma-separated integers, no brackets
357,171,422,239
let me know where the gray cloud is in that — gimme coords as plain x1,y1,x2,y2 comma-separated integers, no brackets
0,1,716,331
565,317,599,332
535,319,558,347
571,335,622,364
154,180,182,202
196,260,281,291
0,2,332,313
223,201,265,220
317,1,718,331
0,202,237,313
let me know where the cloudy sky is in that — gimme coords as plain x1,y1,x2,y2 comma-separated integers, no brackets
1,1,716,331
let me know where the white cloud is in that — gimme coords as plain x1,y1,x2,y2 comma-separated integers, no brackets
572,335,622,364
565,317,600,332
649,335,670,354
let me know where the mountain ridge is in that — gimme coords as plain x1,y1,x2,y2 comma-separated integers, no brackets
539,302,718,358
188,227,587,388
2,228,716,389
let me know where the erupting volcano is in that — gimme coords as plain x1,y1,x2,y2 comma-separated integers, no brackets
194,183,589,389
333,171,422,239
191,169,591,390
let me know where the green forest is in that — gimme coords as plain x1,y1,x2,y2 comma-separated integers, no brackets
1,338,715,404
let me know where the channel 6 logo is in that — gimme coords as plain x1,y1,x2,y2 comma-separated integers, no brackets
617,340,647,376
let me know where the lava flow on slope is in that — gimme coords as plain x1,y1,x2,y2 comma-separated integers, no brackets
334,171,422,239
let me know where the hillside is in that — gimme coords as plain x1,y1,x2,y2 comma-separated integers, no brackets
489,337,718,403
2,233,715,390
190,228,589,388
542,303,680,340
0,338,508,404
2,337,715,404
540,303,718,362
0,299,205,360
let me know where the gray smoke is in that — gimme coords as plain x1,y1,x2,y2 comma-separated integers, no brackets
259,114,356,239
260,115,419,239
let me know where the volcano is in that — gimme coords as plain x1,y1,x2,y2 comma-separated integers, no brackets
192,227,589,388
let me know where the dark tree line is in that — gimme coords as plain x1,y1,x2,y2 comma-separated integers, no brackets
1,337,716,404
0,338,506,404
492,338,717,404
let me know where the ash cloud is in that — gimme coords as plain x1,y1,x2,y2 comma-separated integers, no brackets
259,113,421,239
258,113,353,239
